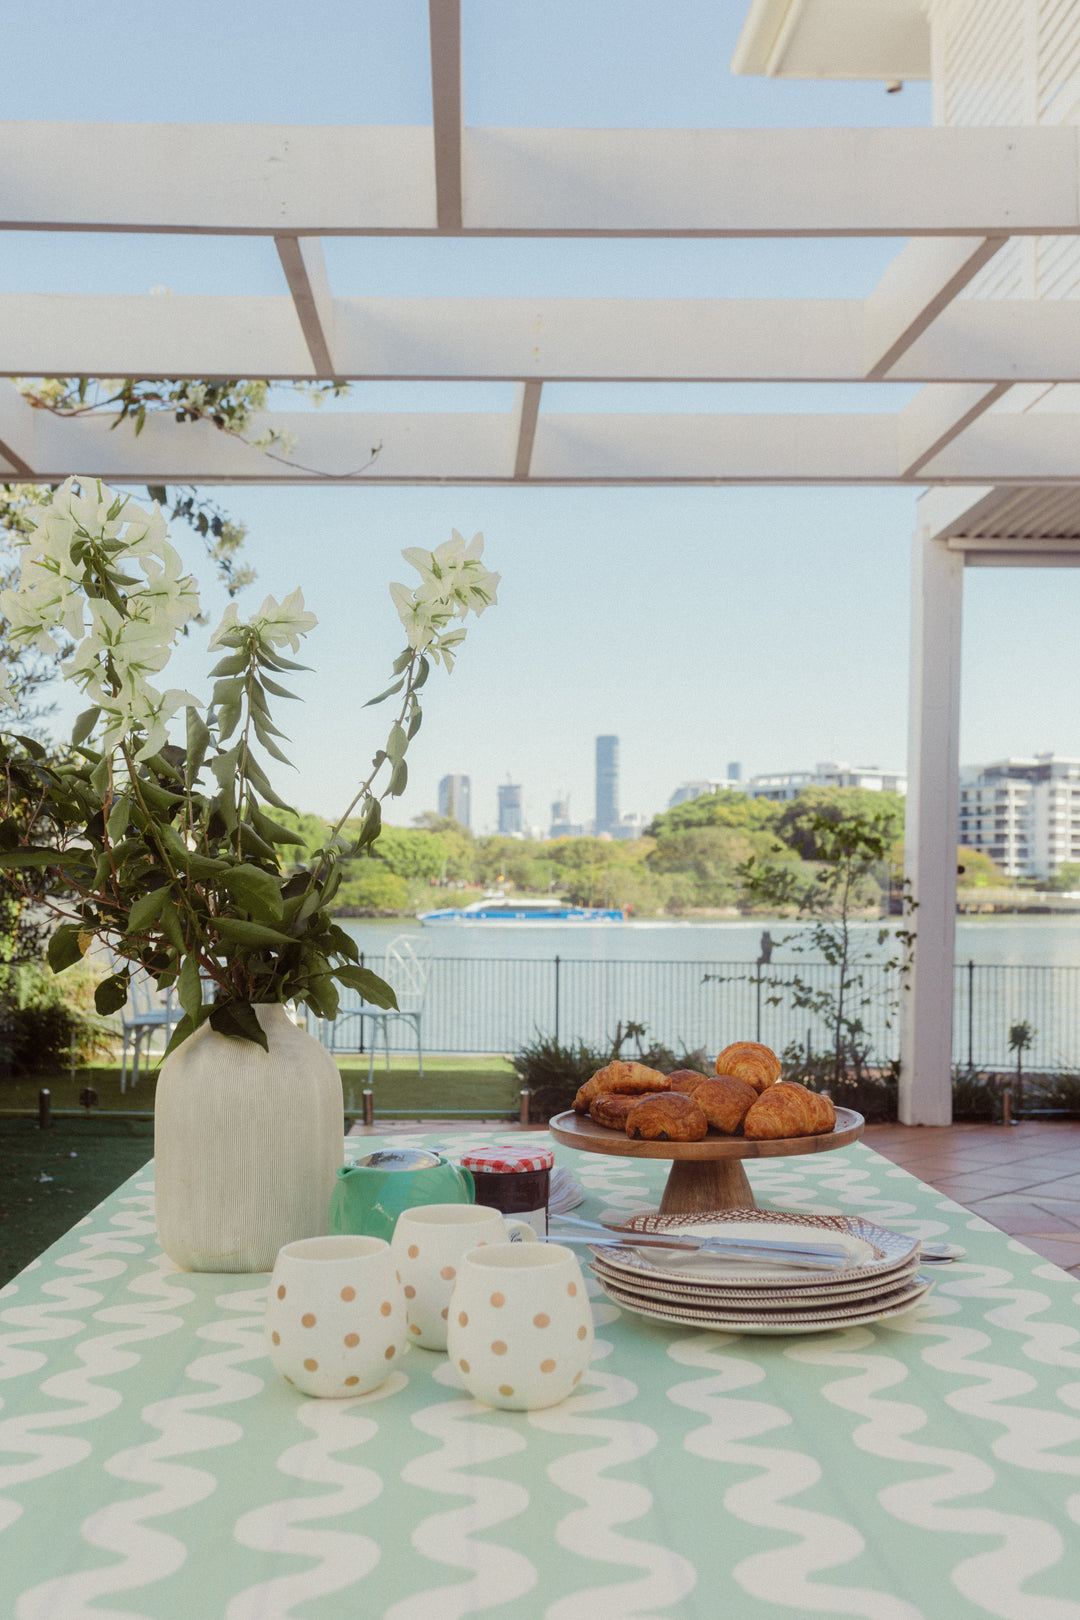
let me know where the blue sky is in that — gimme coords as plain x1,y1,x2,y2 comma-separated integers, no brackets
6,3,1080,833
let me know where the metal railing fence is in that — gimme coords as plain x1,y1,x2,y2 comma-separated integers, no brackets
311,956,1080,1073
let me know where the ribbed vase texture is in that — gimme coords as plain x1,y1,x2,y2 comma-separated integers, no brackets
154,1003,343,1272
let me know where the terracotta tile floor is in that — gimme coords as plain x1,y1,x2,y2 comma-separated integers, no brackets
864,1121,1080,1277
351,1118,1080,1277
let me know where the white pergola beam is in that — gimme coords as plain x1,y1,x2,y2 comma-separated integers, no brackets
863,236,1005,378
0,295,316,378
897,382,1011,478
14,405,1080,485
1,124,1078,236
6,293,1080,384
919,413,1080,480
0,381,36,476
273,237,337,377
888,301,1080,382
428,0,463,230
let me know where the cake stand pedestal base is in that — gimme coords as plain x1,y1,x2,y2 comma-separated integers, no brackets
659,1157,756,1215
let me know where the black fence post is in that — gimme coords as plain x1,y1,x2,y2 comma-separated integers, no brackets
359,952,365,1054
554,955,561,1044
968,959,974,1070
755,973,762,1043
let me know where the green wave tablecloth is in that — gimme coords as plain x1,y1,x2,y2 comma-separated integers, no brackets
3,1132,1080,1619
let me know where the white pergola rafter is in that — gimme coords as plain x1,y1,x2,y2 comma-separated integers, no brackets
2,123,1078,237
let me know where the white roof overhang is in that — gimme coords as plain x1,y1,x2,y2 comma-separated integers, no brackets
731,0,931,82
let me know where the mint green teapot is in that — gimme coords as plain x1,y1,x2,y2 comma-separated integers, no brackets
328,1148,474,1244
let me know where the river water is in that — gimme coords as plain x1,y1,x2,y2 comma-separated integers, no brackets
341,913,1080,967
327,914,1080,1068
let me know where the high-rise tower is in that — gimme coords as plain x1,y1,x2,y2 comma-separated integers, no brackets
595,735,619,835
497,781,523,834
437,773,471,827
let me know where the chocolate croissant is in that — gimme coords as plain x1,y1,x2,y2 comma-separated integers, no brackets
625,1093,708,1143
715,1041,782,1094
666,1069,712,1096
589,1091,666,1130
573,1060,670,1113
742,1081,835,1141
691,1075,758,1135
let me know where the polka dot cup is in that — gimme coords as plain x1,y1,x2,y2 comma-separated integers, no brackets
446,1242,594,1411
390,1203,537,1350
265,1235,407,1398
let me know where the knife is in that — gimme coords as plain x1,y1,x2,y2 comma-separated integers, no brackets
544,1231,853,1270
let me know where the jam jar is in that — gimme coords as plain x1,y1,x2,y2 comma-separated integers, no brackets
458,1145,554,1237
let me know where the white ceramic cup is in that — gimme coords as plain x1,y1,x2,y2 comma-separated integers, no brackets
265,1234,407,1398
390,1203,538,1350
446,1241,594,1411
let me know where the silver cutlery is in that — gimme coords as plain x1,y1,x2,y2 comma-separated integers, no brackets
546,1218,853,1270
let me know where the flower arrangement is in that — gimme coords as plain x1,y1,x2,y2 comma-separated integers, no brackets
0,478,498,1050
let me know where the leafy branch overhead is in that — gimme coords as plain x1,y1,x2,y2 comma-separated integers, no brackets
0,478,498,1050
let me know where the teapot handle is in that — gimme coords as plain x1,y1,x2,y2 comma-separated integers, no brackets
457,1164,475,1200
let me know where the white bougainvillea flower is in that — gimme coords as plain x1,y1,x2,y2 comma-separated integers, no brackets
401,531,500,621
0,475,200,756
391,532,499,665
99,683,203,762
207,602,241,650
208,588,317,655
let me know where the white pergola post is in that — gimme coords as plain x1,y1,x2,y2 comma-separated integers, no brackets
900,524,964,1125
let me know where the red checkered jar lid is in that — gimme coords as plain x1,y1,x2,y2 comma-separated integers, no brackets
460,1145,554,1174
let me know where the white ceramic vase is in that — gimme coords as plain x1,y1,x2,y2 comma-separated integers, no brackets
154,1002,343,1273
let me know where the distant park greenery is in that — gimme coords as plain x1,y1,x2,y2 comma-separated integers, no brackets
277,784,912,919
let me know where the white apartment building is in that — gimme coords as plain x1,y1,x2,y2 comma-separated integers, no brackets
959,756,1080,881
747,762,908,805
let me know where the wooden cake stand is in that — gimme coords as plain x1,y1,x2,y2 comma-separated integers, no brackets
548,1108,865,1215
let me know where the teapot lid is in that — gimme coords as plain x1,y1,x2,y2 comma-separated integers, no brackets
351,1147,443,1172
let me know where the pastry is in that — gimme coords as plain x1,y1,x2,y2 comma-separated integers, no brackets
743,1081,836,1141
573,1061,670,1113
666,1069,712,1096
589,1091,666,1129
691,1075,758,1135
715,1041,783,1094
625,1093,708,1143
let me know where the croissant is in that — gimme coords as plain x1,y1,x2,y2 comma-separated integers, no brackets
742,1081,836,1141
573,1061,670,1114
589,1091,666,1129
715,1041,782,1094
666,1069,712,1096
691,1075,758,1135
625,1093,708,1143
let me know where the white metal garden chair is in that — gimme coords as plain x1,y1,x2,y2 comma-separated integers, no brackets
119,966,180,1091
362,935,432,1084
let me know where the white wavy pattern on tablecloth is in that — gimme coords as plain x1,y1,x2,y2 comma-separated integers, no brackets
0,1202,164,1546
665,1330,925,1620
753,1157,928,1230
228,1371,406,1620
382,1360,536,1620
530,1350,697,1620
790,1300,1080,1620
14,1278,266,1620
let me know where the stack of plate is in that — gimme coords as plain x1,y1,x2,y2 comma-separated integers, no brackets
586,1210,933,1335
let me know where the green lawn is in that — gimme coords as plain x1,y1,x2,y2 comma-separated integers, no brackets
1,1054,520,1120
0,1115,156,1288
0,1055,521,1287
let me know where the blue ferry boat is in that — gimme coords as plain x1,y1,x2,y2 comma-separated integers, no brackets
418,897,626,925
